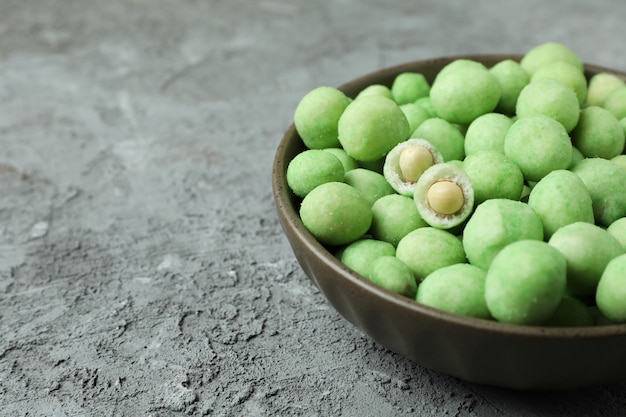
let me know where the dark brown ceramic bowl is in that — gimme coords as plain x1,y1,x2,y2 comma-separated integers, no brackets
272,55,626,390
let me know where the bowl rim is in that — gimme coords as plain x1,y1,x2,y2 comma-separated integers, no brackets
272,53,626,340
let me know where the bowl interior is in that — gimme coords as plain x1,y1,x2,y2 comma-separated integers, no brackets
272,54,626,389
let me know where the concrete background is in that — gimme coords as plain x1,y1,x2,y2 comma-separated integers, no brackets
1,0,625,416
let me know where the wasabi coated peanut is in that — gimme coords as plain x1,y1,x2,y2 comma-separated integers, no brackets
370,194,428,247
396,227,466,282
400,103,432,133
602,86,626,120
412,117,465,161
548,222,624,296
462,150,524,204
286,149,345,198
391,72,430,105
383,138,443,196
607,217,626,251
358,157,385,175
293,86,351,149
504,114,572,182
542,295,594,327
531,61,588,105
488,59,530,115
368,256,417,298
413,163,474,230
416,263,490,319
338,95,410,162
485,240,567,325
463,112,514,156
429,59,501,125
355,84,393,100
527,169,595,238
612,154,626,170
570,157,626,227
340,238,396,279
595,254,626,323
322,148,359,172
516,78,580,132
519,42,583,76
462,199,544,270
568,146,585,169
586,72,625,107
571,106,625,159
343,168,395,207
300,182,372,246
414,96,437,118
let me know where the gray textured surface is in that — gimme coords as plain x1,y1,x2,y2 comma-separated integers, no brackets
1,0,626,416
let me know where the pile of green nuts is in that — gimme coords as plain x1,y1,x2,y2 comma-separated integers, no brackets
287,42,626,327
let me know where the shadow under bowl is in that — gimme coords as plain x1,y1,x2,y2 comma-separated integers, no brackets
272,54,626,390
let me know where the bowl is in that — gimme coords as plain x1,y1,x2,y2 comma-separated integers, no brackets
272,54,626,390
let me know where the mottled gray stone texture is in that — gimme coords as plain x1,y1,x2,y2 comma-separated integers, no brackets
1,0,625,416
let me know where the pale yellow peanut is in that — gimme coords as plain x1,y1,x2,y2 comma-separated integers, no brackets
426,180,465,215
398,145,434,183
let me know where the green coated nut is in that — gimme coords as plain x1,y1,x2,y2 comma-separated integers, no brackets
504,114,572,182
527,169,595,238
412,117,465,162
571,106,625,159
531,61,588,105
568,146,585,169
416,263,490,319
322,148,359,173
300,182,372,246
355,84,393,100
368,256,417,298
343,168,395,207
602,87,626,120
400,102,432,134
485,240,567,325
414,96,437,118
338,95,410,162
612,155,626,171
370,194,428,247
489,59,530,115
463,112,514,156
340,238,396,279
548,222,623,296
607,217,626,251
596,254,626,323
462,150,524,204
429,59,501,125
462,198,544,270
520,42,583,76
570,157,626,227
541,295,594,327
396,227,466,282
286,149,345,198
293,86,351,149
391,72,430,105
516,78,580,132
586,72,625,107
